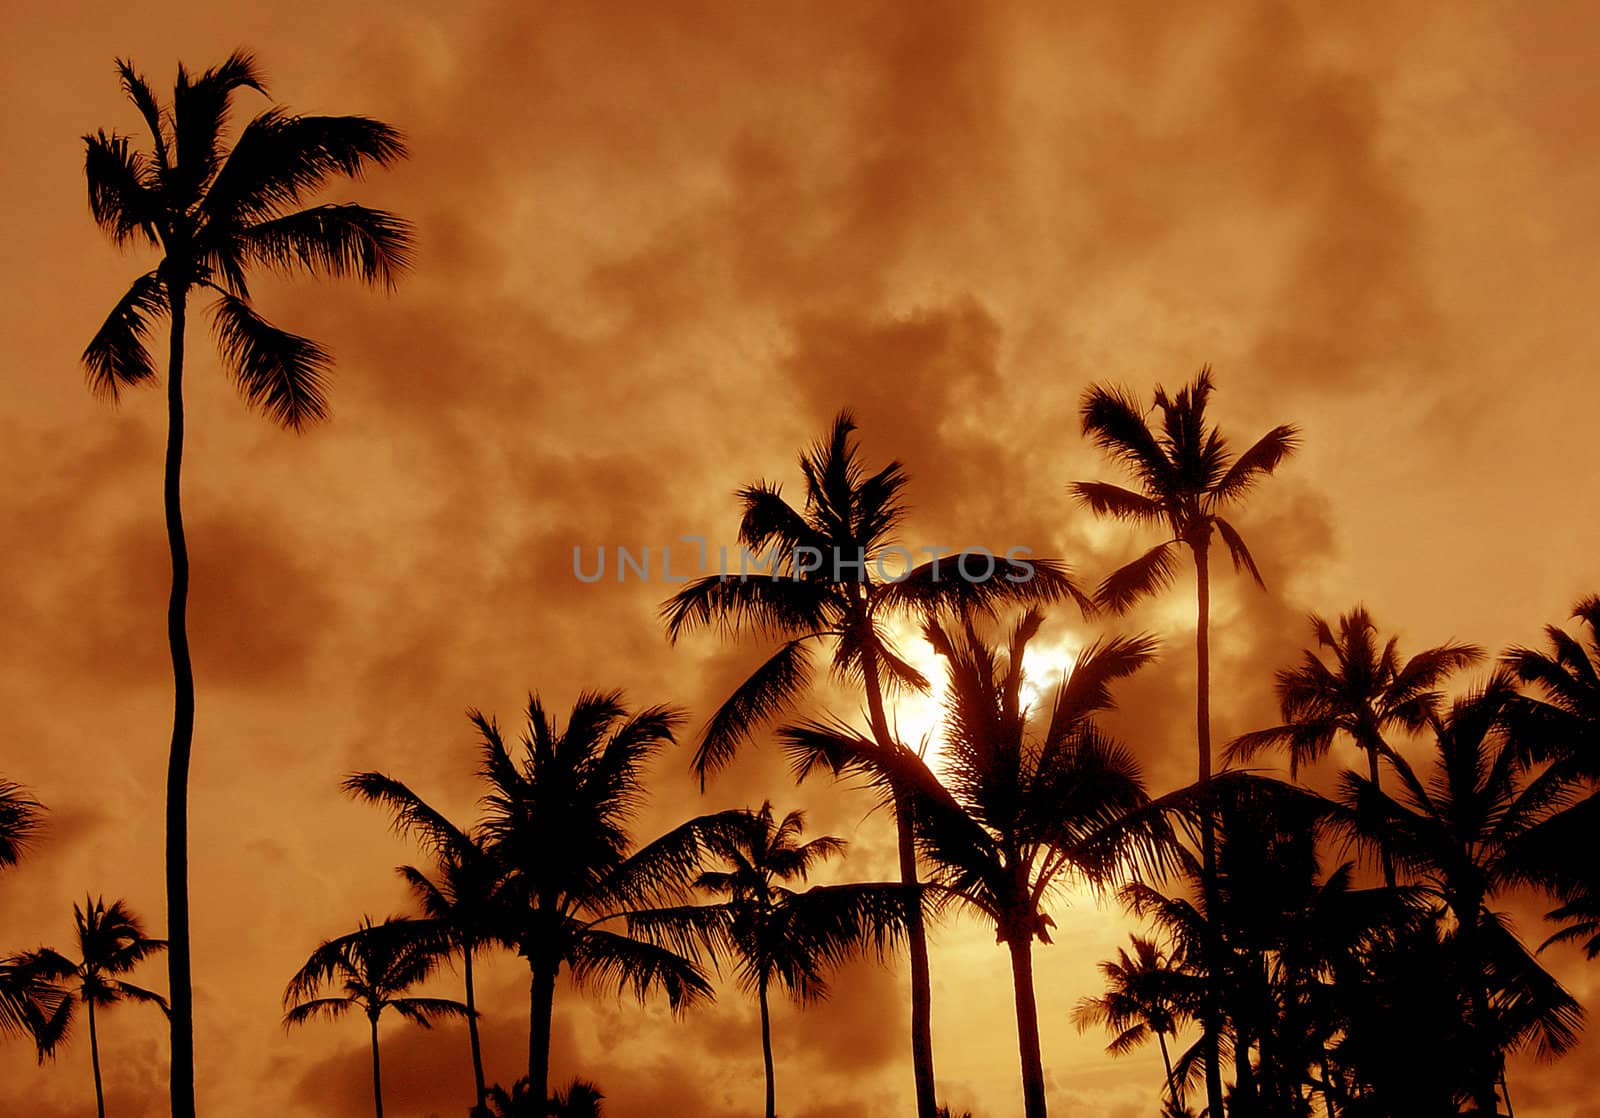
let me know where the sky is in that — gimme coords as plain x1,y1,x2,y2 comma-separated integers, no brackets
2,1,1599,1116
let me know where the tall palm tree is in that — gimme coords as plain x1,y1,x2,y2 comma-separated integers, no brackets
283,916,466,1118
633,802,909,1118
475,691,730,1107
14,897,168,1118
343,773,507,1112
1073,367,1298,1115
81,54,412,1117
1073,936,1195,1108
1336,676,1584,1113
663,412,1088,1118
1228,607,1480,884
784,611,1169,1118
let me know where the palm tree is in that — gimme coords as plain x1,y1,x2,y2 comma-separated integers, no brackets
481,1076,605,1118
1073,367,1298,1115
784,611,1171,1118
0,780,51,1038
475,691,730,1107
343,773,507,1112
283,915,466,1118
1073,936,1196,1108
633,801,909,1118
0,779,43,871
14,897,168,1118
663,412,1088,1118
1336,676,1584,1113
1228,607,1480,884
81,54,412,1117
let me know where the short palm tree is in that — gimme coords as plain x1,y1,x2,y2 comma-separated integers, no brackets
1073,936,1195,1107
1228,606,1480,884
283,915,466,1118
343,772,508,1112
0,780,50,1038
663,412,1087,1118
785,611,1169,1118
14,897,168,1118
1336,675,1584,1113
82,54,412,1117
481,1076,605,1118
1073,367,1298,1114
475,691,730,1107
634,802,909,1118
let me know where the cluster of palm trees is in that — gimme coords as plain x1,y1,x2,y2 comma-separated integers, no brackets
3,44,1588,1118
282,696,910,1118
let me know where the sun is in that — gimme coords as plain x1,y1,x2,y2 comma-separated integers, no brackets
880,619,1083,772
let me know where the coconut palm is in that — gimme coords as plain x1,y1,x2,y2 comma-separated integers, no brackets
475,691,731,1107
283,915,465,1118
13,897,168,1118
663,412,1088,1118
0,780,51,1037
784,611,1171,1118
81,54,412,1116
1073,367,1298,1115
342,773,507,1112
632,802,909,1118
0,779,43,871
1073,936,1196,1108
480,1076,605,1118
1335,675,1584,1113
1228,607,1480,884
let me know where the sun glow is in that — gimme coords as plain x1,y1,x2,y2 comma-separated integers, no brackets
881,619,1085,773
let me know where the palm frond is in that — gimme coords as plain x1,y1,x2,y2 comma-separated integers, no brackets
238,203,413,289
209,288,331,429
82,271,167,401
1097,542,1181,614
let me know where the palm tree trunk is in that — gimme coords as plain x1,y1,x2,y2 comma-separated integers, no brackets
1193,540,1226,1118
528,958,558,1108
88,998,106,1118
369,1013,384,1118
759,976,776,1118
1365,746,1396,888
463,948,487,1112
1500,1070,1515,1118
163,284,198,1118
860,642,939,1118
1158,1032,1176,1107
1005,934,1048,1118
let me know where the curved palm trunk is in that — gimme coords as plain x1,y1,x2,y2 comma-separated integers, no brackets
1005,934,1048,1118
861,643,938,1118
1157,1031,1176,1106
759,976,776,1118
528,958,558,1108
163,286,198,1118
88,998,107,1118
463,949,487,1111
369,1013,384,1118
1193,541,1227,1118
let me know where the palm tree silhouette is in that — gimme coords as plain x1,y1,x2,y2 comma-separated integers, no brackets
14,896,168,1118
0,779,43,871
1073,367,1298,1115
663,411,1087,1118
481,1076,605,1117
283,915,466,1118
81,54,412,1116
785,611,1171,1118
634,801,908,1118
1336,675,1584,1113
1228,607,1480,884
475,692,727,1106
343,772,508,1112
1073,936,1195,1109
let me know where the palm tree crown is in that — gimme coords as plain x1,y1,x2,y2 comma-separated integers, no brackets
1229,606,1481,778
83,51,412,425
1073,935,1195,1105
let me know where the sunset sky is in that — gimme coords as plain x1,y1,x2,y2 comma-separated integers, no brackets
3,2,1599,1116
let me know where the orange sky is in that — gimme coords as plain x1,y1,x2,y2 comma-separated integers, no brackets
3,2,1599,1116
